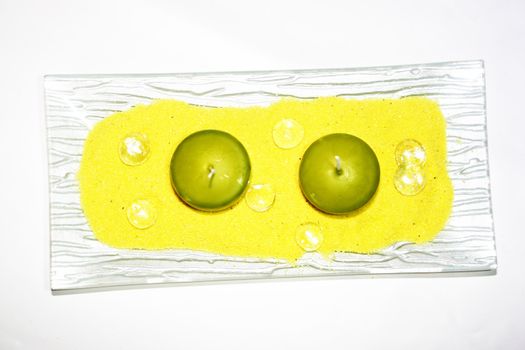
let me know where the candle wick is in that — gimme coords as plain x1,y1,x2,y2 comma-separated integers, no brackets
208,165,216,187
335,155,343,175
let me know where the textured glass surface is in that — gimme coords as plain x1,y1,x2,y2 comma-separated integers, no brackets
44,60,496,291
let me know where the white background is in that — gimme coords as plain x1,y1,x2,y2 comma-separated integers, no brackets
1,0,524,349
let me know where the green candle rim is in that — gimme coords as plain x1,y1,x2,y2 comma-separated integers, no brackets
170,129,251,212
299,133,380,215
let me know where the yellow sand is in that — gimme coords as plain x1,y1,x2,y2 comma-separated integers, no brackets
78,97,453,262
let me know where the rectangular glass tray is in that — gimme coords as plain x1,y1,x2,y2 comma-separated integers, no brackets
45,60,496,291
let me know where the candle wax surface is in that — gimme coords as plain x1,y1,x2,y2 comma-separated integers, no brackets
299,133,380,214
170,130,251,211
78,97,453,262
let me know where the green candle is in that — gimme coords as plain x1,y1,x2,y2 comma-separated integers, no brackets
299,133,380,214
170,130,251,211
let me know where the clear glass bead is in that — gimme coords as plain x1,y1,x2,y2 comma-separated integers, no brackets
395,139,426,167
273,118,304,149
127,199,157,229
394,165,426,196
119,133,151,166
295,222,323,252
245,183,275,212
